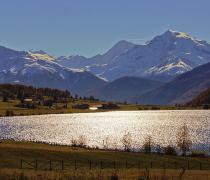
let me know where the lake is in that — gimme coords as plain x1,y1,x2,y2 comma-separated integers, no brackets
0,110,209,153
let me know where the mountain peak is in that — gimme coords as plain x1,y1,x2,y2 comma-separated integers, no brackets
115,40,134,46
162,29,191,39
104,40,135,56
30,50,48,55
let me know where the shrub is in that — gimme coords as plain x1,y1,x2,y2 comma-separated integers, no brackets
71,135,87,148
121,132,132,152
150,106,160,110
143,136,153,153
72,104,89,109
5,110,14,117
202,104,209,109
110,172,118,180
190,151,207,158
176,124,192,156
3,96,8,102
98,103,120,110
164,145,177,155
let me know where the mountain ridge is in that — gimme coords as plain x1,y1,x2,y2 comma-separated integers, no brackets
55,30,210,82
87,76,163,102
135,62,210,105
0,46,106,96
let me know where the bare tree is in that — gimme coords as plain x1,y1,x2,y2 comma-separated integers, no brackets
71,135,87,147
143,135,153,153
176,124,192,156
78,135,87,147
121,132,132,152
102,137,110,150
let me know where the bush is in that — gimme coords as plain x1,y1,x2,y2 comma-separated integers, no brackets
121,132,132,152
110,172,118,180
143,136,153,153
202,104,209,109
176,124,192,156
190,151,207,158
72,104,89,109
71,135,87,147
164,145,177,155
150,106,160,110
3,96,8,102
5,110,14,117
98,103,120,110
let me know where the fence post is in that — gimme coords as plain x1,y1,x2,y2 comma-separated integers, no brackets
150,161,153,169
49,160,52,171
100,161,103,169
200,162,202,170
89,161,91,170
61,160,64,170
163,162,166,169
138,161,140,169
187,160,190,170
175,161,177,169
125,160,128,169
35,160,38,170
74,160,77,170
113,161,116,169
20,159,22,169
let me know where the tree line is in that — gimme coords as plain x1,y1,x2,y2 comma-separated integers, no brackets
70,124,197,157
0,84,70,102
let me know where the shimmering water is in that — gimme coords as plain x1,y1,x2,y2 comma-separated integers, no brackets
0,110,209,152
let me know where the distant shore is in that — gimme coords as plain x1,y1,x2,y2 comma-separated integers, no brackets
0,99,205,117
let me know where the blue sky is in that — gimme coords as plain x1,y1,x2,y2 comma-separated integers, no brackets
0,0,210,57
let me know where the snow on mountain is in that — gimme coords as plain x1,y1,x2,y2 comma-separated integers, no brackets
28,50,55,61
56,30,210,82
144,60,192,76
56,40,135,80
0,46,106,95
136,62,210,105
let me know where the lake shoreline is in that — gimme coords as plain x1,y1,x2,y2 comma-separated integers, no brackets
1,110,209,153
0,107,208,118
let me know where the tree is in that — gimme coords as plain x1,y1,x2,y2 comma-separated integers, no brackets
143,135,153,153
71,135,87,147
121,132,132,152
203,104,209,110
102,137,111,150
176,124,192,156
3,96,8,102
164,145,176,155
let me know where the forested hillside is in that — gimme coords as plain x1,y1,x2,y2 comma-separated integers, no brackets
186,88,210,108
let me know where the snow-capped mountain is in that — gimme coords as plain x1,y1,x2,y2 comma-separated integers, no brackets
56,40,135,80
136,62,210,105
0,46,106,95
56,30,210,82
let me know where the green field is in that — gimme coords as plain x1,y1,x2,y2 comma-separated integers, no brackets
0,141,210,179
0,100,106,117
0,99,198,117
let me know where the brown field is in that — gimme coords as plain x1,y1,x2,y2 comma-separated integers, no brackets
0,141,210,179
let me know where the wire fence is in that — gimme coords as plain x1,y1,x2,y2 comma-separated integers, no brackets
20,159,210,171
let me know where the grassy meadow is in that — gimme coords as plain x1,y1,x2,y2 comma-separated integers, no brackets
0,141,210,179
0,99,198,117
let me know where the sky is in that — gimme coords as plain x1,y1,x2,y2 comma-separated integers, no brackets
0,0,210,57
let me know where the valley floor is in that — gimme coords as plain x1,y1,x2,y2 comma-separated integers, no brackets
0,141,209,179
0,99,198,117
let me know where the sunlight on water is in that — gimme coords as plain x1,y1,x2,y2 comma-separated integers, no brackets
0,110,209,152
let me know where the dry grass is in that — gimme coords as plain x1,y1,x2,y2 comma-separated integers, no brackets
0,141,209,179
0,168,210,180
